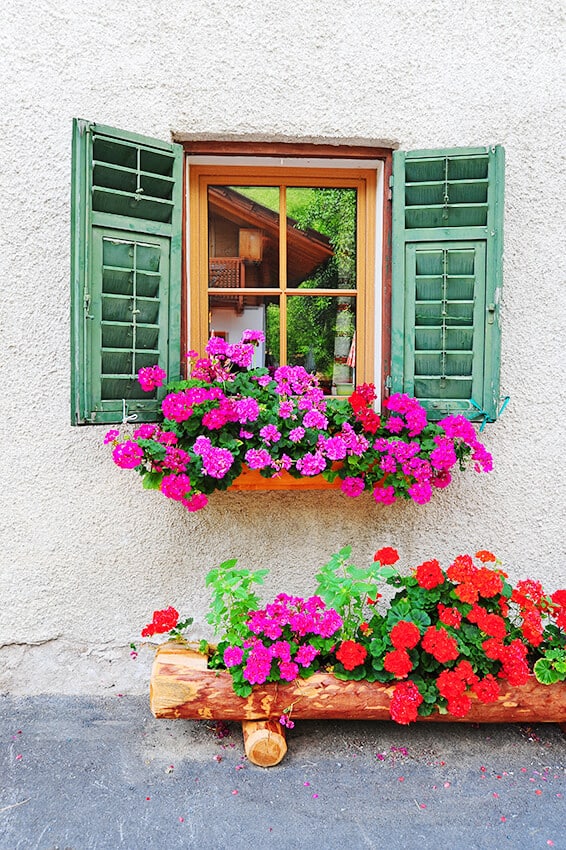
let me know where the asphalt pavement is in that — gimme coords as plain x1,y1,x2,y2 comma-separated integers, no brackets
1,695,565,850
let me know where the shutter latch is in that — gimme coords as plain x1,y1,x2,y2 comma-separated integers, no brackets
122,399,138,424
487,303,496,324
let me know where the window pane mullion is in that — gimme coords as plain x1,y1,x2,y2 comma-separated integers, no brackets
279,184,287,365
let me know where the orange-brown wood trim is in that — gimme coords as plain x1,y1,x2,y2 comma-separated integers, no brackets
381,151,393,399
180,153,188,378
180,140,394,160
184,150,393,398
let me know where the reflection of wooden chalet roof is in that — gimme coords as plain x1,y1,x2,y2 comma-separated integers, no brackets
208,186,334,285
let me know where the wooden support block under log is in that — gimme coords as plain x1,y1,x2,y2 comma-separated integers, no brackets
242,719,287,767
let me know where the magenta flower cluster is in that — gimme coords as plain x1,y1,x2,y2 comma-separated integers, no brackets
222,594,342,687
138,365,167,392
106,330,493,511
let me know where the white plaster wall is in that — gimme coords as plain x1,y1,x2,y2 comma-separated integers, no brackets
0,0,564,694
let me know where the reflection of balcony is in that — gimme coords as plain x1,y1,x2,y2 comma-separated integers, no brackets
209,257,245,313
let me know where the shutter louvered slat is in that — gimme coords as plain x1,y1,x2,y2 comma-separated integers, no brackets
94,230,168,410
391,146,504,421
71,119,182,424
405,242,486,407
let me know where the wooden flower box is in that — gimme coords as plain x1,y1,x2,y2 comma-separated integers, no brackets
150,644,566,767
228,465,341,491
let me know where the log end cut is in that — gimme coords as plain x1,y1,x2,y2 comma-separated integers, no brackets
242,719,287,767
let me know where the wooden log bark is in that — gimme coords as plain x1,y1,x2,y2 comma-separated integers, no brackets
150,644,566,725
242,719,287,767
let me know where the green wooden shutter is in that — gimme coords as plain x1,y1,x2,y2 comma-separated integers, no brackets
71,119,182,424
391,146,504,421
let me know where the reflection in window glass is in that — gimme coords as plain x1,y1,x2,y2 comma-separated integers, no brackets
207,185,279,294
286,187,356,289
287,295,355,394
205,182,357,391
209,296,279,370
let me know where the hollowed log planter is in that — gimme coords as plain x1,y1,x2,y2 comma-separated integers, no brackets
150,644,566,767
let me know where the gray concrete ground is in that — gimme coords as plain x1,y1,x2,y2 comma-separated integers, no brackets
1,695,565,850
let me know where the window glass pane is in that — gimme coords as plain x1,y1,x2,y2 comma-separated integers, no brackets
209,296,279,371
286,187,357,289
207,185,279,292
287,294,356,393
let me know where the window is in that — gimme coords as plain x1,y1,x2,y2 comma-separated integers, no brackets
188,162,379,394
71,120,504,426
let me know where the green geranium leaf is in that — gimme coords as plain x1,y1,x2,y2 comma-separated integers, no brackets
142,472,163,490
534,658,562,685
418,702,436,716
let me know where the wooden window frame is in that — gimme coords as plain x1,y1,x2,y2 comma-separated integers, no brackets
179,141,393,393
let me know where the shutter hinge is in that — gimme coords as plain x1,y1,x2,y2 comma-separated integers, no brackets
388,174,393,201
84,287,94,319
385,375,392,396
76,118,92,137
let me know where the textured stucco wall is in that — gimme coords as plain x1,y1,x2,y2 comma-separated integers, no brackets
0,0,564,694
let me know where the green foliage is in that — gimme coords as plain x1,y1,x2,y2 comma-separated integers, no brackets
168,617,194,641
315,546,388,639
534,647,566,684
205,559,268,643
142,472,163,490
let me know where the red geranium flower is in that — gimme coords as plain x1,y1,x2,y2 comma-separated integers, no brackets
437,604,462,629
475,550,496,563
374,547,400,566
357,408,381,433
472,674,500,704
499,639,530,686
551,589,566,608
390,620,421,649
336,640,368,671
421,626,460,663
437,669,466,699
466,605,507,640
551,590,566,627
415,558,445,590
511,579,546,610
454,660,478,686
446,694,472,718
447,554,476,584
348,390,368,414
482,637,504,660
384,648,414,679
389,680,423,724
520,609,543,646
473,567,503,598
454,582,479,605
351,382,377,404
141,606,179,637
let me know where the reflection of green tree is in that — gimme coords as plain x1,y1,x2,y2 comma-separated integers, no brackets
243,187,357,375
292,188,356,286
289,189,356,375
